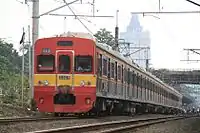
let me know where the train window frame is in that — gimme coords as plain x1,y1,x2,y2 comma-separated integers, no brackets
37,54,55,72
75,55,93,73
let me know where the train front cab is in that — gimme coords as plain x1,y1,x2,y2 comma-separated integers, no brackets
34,37,96,114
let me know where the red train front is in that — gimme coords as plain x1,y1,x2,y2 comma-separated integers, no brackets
33,32,97,114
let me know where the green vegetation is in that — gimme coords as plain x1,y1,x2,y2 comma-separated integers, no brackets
0,39,30,107
94,28,115,47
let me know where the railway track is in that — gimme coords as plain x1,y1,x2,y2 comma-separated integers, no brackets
0,116,77,125
26,115,194,133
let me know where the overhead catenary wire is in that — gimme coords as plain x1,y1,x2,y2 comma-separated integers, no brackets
131,10,200,15
62,0,94,35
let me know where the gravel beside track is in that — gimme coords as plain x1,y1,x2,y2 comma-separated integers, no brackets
0,114,170,133
0,116,77,125
0,104,33,118
129,116,200,133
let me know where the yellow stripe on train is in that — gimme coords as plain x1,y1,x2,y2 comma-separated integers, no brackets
34,74,96,87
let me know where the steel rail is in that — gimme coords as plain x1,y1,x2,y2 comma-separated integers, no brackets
99,116,184,133
26,115,193,133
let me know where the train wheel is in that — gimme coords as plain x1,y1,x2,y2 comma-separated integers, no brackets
59,113,65,117
54,113,59,117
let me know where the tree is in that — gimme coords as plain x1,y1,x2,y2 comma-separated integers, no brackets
0,39,29,107
94,28,115,47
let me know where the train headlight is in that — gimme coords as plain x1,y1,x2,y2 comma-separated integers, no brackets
43,80,49,86
80,80,85,87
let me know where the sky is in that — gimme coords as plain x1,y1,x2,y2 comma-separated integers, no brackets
1,0,200,69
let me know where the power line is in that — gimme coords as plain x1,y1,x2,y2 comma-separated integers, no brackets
131,10,200,15
39,0,79,17
63,0,94,35
48,13,114,18
186,0,200,7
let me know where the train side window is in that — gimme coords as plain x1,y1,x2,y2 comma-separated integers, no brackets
141,76,144,88
127,68,130,84
121,65,124,83
146,79,148,89
99,54,102,76
141,76,143,88
115,62,117,81
108,58,111,78
131,71,134,85
133,73,136,86
141,77,144,88
37,55,54,72
103,56,107,76
111,62,115,78
130,71,133,85
136,74,139,87
124,68,127,83
59,55,70,72
118,65,121,80
143,78,145,88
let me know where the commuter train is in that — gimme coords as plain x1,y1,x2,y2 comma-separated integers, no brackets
34,32,183,116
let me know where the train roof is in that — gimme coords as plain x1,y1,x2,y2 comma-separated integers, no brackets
54,32,97,41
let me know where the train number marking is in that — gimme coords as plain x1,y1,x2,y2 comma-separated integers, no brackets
59,75,70,80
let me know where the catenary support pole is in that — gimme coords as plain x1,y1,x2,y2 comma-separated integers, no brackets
32,0,39,99
22,27,25,107
28,25,32,100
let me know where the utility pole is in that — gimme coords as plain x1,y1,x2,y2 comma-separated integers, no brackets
32,0,39,100
158,0,161,12
28,25,32,100
114,10,119,51
92,0,95,16
21,27,25,107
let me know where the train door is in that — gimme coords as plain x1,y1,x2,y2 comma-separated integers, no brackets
56,50,74,88
54,50,75,105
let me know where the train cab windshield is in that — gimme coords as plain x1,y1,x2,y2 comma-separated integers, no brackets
59,55,70,72
75,55,92,73
37,55,54,72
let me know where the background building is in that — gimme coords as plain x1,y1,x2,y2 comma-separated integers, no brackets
120,14,151,70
